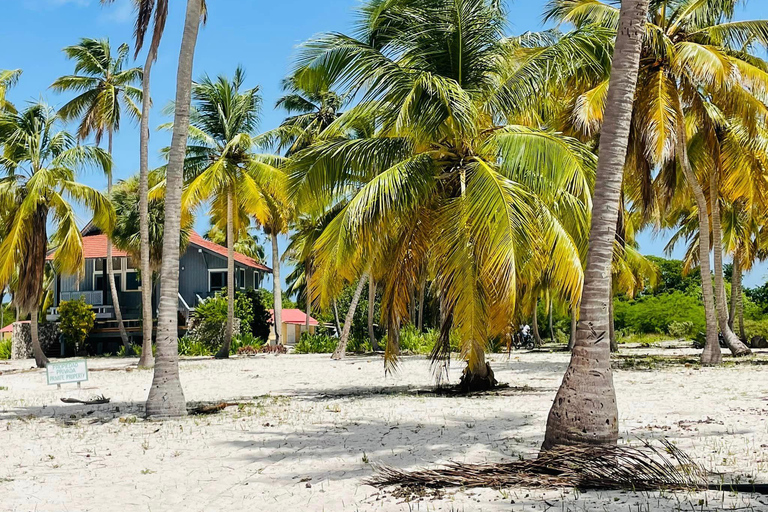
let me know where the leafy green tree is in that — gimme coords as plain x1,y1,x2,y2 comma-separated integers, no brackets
0,69,22,113
59,298,96,353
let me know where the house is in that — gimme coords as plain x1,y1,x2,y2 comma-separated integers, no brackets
0,321,24,341
46,223,272,352
268,309,318,346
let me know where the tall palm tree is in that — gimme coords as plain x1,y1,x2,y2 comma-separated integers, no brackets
145,0,205,419
549,0,767,362
291,0,603,384
542,0,650,449
101,0,170,368
0,103,114,367
51,37,142,352
0,69,22,113
178,67,282,357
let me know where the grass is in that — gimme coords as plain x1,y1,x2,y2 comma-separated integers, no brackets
616,332,678,345
612,353,768,370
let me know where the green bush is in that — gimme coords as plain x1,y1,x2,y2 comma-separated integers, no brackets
743,318,768,340
59,298,96,352
294,332,338,354
178,336,213,356
231,332,265,354
0,338,11,359
613,291,706,335
667,321,694,339
190,289,273,351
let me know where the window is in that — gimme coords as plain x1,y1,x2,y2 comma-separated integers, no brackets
209,271,226,292
237,269,246,289
125,272,141,291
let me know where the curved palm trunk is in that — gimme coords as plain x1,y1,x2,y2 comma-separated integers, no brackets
531,298,542,346
368,278,379,351
568,307,577,351
543,0,649,450
609,283,618,353
138,43,157,368
146,0,203,418
216,188,235,358
674,116,721,365
332,272,368,360
710,172,751,356
332,299,342,336
417,276,426,332
271,232,282,345
728,253,739,331
548,299,555,344
30,310,48,368
106,131,130,350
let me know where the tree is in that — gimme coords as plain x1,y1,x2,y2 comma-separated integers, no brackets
331,272,369,359
145,0,205,419
542,0,650,449
0,69,22,113
291,0,603,384
59,297,96,354
177,66,282,358
0,103,114,367
101,0,170,369
204,226,265,263
51,37,142,352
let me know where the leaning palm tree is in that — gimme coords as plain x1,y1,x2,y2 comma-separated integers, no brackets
145,0,205,419
0,103,114,367
51,37,142,352
101,0,170,368
178,67,284,357
542,0,650,449
0,69,22,113
291,0,603,385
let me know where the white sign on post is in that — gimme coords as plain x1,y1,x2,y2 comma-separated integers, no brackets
46,359,89,388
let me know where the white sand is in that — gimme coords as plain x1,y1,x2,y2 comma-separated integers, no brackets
1,346,767,511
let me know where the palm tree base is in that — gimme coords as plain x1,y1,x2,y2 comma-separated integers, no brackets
459,363,497,392
214,349,230,359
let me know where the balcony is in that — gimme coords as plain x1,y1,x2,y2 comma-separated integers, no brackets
47,291,113,321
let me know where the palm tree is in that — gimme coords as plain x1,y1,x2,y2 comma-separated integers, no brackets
549,0,767,362
0,69,22,113
542,0,650,449
204,226,266,263
0,103,114,367
291,0,603,384
51,37,142,352
145,0,205,419
177,67,282,358
101,0,170,369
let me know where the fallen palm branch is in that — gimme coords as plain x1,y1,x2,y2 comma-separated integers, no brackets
188,401,245,415
369,439,709,493
60,395,110,405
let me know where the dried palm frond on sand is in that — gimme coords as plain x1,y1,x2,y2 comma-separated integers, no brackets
370,440,710,492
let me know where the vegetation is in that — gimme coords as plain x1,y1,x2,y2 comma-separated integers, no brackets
58,298,96,353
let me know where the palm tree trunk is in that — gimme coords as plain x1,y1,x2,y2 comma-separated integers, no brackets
106,131,130,350
271,232,282,345
30,309,48,368
710,171,751,356
609,293,617,352
216,188,235,359
409,285,416,325
568,307,577,351
138,41,157,369
543,0,649,450
532,298,542,346
332,272,368,360
739,291,746,342
332,299,342,336
729,253,738,331
417,275,426,332
674,110,721,365
548,299,555,344
368,278,379,351
146,0,203,418
305,263,311,332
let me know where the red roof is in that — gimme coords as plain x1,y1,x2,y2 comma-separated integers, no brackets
47,234,128,261
47,231,272,273
269,308,319,326
188,232,271,272
0,320,29,333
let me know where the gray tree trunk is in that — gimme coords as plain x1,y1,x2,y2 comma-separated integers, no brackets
332,272,368,360
106,131,130,350
710,172,751,356
30,309,48,368
271,232,282,345
548,299,555,344
675,112,721,365
138,42,157,368
729,254,738,331
146,0,203,418
332,299,342,336
609,293,617,352
417,275,426,332
568,307,577,351
216,188,235,358
368,278,379,351
531,298,542,346
543,0,649,450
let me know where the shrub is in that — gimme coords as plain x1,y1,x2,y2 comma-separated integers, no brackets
0,338,11,360
294,332,338,354
613,291,706,335
231,332,265,355
178,335,213,356
667,321,694,339
58,298,96,352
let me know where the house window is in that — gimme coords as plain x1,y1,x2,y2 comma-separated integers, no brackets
209,271,226,292
237,269,246,289
125,271,141,291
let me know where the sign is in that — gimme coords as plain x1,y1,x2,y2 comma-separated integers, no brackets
46,359,88,386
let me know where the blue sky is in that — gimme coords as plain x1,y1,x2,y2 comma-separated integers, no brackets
3,0,767,288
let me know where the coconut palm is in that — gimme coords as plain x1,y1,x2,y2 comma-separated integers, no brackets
0,103,114,367
542,0,650,449
549,0,768,362
177,67,284,357
0,69,22,113
290,0,604,385
101,0,169,368
145,0,205,419
204,226,266,263
51,37,142,352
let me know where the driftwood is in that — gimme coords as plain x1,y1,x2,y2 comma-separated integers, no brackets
188,402,242,415
370,439,709,493
60,395,111,405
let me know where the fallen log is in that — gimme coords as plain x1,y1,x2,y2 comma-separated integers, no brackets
60,395,111,405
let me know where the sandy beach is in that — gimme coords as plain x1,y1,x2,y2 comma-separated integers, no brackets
2,346,767,511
